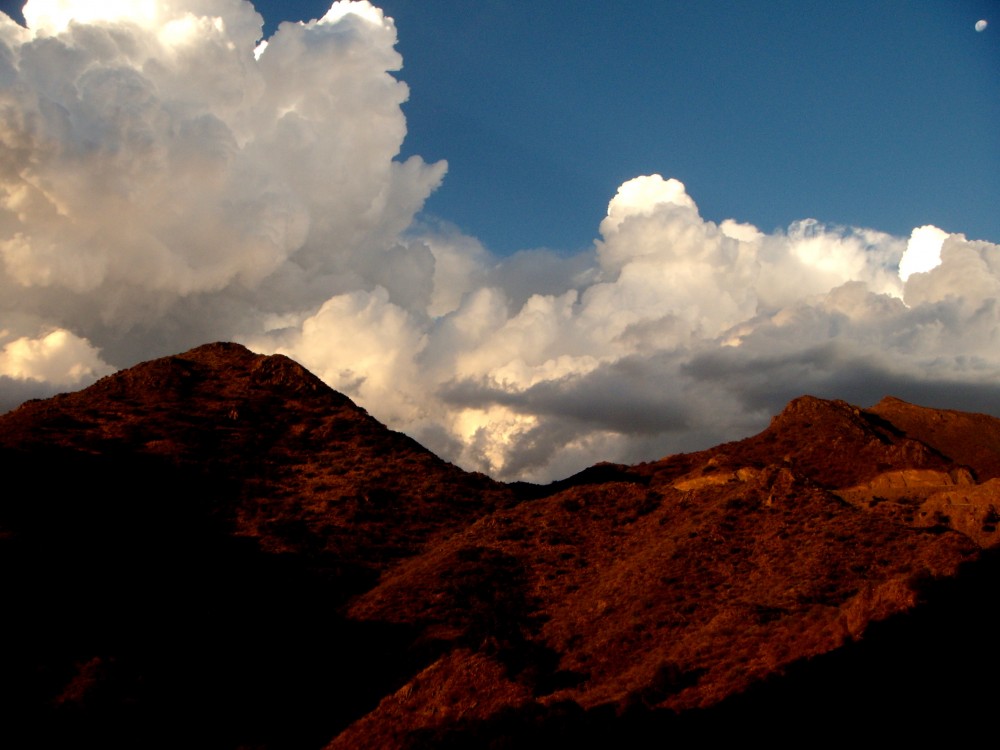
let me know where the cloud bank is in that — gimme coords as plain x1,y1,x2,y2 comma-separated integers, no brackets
2,1,999,481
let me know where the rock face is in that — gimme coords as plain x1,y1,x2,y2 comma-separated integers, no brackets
2,344,1000,748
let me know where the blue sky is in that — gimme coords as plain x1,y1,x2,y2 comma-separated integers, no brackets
381,0,999,254
0,1,999,482
2,1,996,253
258,1,1000,254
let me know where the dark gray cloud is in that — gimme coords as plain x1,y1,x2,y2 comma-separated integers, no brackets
0,375,61,414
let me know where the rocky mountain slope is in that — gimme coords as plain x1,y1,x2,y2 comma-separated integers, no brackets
2,343,999,747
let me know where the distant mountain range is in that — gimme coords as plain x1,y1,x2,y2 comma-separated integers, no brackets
3,342,1000,747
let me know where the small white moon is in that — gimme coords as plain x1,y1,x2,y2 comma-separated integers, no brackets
975,19,987,32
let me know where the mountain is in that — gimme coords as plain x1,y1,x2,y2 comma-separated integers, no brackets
2,343,999,747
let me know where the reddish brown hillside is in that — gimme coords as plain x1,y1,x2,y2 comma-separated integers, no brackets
343,466,977,746
633,395,951,490
2,349,1000,748
0,343,512,748
0,342,511,567
869,395,1000,481
336,395,1000,747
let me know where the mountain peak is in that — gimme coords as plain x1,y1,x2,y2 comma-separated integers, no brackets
3,347,1000,747
871,395,911,408
177,340,257,361
769,393,862,425
94,341,333,400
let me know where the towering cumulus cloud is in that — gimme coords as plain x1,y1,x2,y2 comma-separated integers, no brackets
1,2,999,482
0,0,443,377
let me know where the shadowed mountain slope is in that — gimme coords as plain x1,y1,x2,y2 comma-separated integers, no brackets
1,342,512,569
2,343,999,748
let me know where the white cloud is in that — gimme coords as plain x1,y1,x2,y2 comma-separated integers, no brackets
0,0,443,361
0,328,113,385
1,2,999,483
22,0,159,35
251,285,428,426
903,235,1000,310
402,182,996,480
899,225,948,282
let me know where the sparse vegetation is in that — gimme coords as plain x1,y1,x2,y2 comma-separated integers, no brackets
1,345,998,748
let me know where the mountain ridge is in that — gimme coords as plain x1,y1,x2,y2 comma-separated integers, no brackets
3,342,999,747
